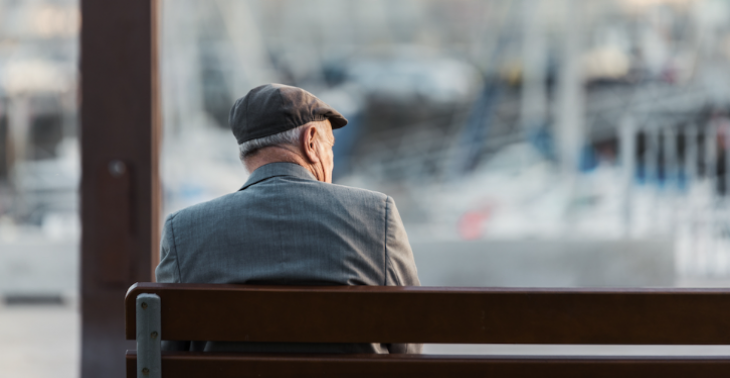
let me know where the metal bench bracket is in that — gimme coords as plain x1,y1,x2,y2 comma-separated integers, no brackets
136,293,161,378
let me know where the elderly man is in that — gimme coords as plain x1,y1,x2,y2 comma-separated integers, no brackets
156,83,421,354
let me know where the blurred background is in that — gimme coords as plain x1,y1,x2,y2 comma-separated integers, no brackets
5,0,730,375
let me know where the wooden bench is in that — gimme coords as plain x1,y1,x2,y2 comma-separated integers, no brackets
125,283,730,377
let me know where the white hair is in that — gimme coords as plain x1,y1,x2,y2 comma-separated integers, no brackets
238,121,325,161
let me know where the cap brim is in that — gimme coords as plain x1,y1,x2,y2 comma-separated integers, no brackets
328,114,348,129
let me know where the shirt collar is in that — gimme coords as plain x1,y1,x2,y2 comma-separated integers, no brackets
238,162,317,191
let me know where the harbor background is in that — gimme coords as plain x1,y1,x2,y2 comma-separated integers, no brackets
5,0,730,376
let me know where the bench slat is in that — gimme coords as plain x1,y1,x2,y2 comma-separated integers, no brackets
125,283,730,344
126,351,730,378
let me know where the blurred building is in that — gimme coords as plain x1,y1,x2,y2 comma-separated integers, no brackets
0,0,79,227
157,0,730,279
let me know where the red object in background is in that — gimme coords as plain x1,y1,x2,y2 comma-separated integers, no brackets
458,205,493,240
717,118,730,149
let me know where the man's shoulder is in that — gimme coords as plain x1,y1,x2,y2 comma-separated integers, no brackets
323,182,389,201
308,181,394,210
164,191,241,223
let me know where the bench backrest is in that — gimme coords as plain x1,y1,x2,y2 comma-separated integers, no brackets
125,283,730,377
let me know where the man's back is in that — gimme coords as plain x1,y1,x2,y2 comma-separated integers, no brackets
156,162,420,353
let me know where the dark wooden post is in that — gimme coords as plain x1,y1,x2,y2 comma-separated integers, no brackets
80,0,161,376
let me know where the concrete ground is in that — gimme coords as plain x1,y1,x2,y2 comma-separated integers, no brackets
0,303,79,378
0,228,80,378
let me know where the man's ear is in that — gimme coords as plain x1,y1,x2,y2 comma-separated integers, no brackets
301,124,321,164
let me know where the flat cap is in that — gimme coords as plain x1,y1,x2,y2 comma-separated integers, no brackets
229,83,348,144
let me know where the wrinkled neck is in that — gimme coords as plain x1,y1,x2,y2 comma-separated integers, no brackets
244,145,325,182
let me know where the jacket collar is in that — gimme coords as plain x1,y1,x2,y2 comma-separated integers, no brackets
238,162,317,191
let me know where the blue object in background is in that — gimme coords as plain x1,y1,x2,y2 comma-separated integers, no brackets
332,112,362,180
579,145,598,172
452,81,502,175
528,125,554,160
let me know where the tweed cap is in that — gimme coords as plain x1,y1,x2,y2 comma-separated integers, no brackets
229,84,348,144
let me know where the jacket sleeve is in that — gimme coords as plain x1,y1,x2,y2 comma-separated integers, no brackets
157,213,189,351
383,196,423,354
384,196,420,287
156,213,181,284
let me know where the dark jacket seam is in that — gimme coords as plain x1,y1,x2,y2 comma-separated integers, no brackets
168,212,183,283
239,175,288,192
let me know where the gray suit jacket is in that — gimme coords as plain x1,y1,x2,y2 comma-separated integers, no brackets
156,162,421,354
